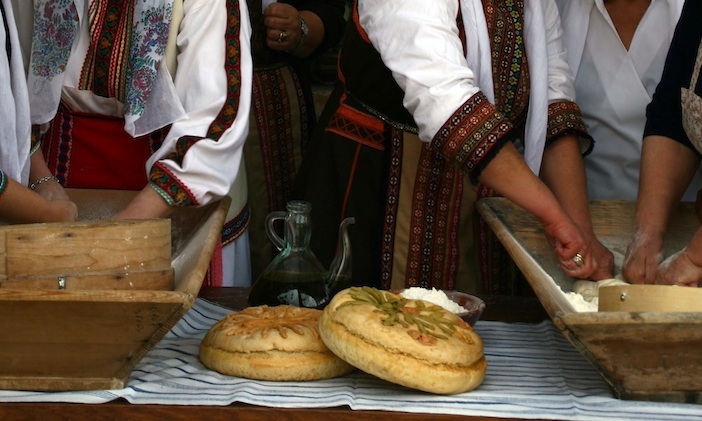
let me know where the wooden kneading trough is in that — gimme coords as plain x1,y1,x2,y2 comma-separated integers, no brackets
477,197,702,403
0,189,229,391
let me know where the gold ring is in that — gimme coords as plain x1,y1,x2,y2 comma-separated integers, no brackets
572,253,584,267
277,31,286,43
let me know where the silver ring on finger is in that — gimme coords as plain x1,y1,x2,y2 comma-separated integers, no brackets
277,31,287,43
572,252,585,267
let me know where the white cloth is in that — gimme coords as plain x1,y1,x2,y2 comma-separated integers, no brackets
0,0,30,185
357,0,576,174
557,0,702,201
3,298,702,421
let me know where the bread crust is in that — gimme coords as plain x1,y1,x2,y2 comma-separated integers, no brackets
319,287,486,394
199,305,355,381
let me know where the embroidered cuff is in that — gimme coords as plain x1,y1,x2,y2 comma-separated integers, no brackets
221,204,250,245
432,92,514,183
546,100,593,155
149,163,198,207
30,126,43,155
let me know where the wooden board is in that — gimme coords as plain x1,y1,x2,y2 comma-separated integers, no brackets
0,218,173,290
599,284,702,312
0,189,229,391
477,197,702,403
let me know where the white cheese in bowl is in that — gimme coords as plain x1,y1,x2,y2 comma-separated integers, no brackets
400,287,466,314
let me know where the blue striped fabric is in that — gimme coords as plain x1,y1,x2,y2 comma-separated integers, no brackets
1,298,701,420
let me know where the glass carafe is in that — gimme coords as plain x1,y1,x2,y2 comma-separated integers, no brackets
247,201,330,308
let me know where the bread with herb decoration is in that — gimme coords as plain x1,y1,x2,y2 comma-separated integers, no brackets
318,287,486,394
199,305,355,381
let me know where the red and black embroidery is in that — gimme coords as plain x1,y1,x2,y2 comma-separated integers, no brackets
81,0,133,101
405,145,462,289
380,128,403,288
433,92,513,180
326,102,387,151
253,67,306,214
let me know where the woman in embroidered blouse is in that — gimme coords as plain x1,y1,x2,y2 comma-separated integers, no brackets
294,0,614,291
0,0,76,224
623,0,702,287
16,0,253,285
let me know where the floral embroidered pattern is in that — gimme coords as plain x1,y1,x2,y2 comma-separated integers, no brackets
30,0,78,79
125,1,173,117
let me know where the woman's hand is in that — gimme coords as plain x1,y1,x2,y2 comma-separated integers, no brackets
33,176,71,201
587,237,615,280
542,219,598,279
622,228,664,284
47,199,78,222
264,3,304,53
656,248,702,287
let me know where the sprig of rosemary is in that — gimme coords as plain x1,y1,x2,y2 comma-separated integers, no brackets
337,287,457,340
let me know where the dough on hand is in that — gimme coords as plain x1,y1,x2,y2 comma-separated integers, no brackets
573,276,629,303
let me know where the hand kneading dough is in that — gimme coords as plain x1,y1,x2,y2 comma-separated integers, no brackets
573,276,629,303
199,305,355,381
318,287,486,395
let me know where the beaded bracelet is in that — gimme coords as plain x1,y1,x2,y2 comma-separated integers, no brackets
29,175,59,191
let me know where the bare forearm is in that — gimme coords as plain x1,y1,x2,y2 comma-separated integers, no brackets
478,143,568,226
0,177,76,223
539,135,594,234
111,185,174,220
635,135,700,237
29,149,53,183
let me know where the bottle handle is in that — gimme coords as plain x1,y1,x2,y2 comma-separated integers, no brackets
265,211,287,251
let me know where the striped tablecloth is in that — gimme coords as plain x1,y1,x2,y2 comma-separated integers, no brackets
1,298,701,420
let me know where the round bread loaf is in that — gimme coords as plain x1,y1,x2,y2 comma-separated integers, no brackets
319,287,486,394
199,305,355,381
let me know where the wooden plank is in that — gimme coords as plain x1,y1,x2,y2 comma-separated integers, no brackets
0,269,173,291
599,284,702,312
0,300,182,343
2,219,171,279
0,343,147,377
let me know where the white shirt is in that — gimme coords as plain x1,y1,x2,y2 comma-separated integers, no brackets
558,0,702,201
358,0,577,174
